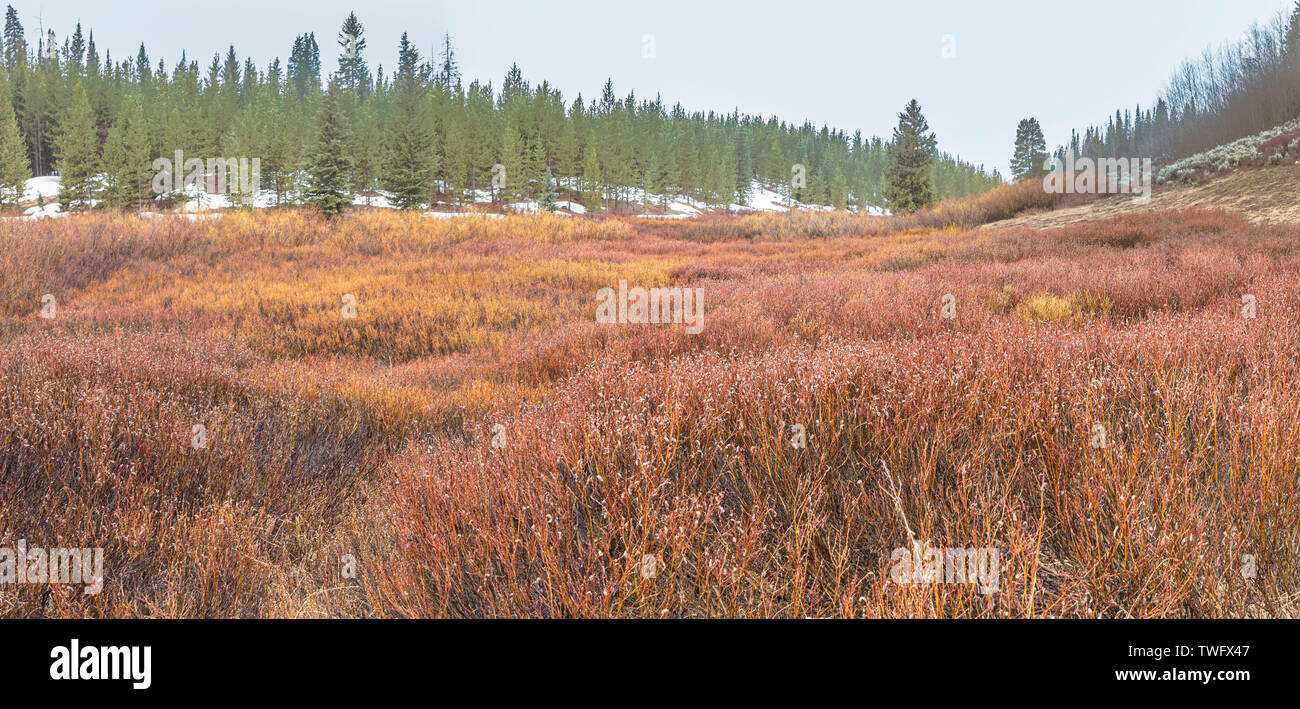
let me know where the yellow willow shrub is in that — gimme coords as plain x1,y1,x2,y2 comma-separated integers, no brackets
1015,292,1113,325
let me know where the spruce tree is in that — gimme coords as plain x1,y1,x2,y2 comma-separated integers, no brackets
882,99,937,214
2,7,24,72
305,83,354,217
55,81,99,211
538,167,557,212
336,12,369,96
1010,118,1048,181
381,33,435,210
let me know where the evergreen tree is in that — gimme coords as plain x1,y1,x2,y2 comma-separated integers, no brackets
336,12,369,96
351,94,383,200
733,126,752,205
882,99,937,214
0,88,28,208
380,34,435,209
305,83,354,217
55,81,99,211
581,132,604,210
221,103,264,208
1010,117,1048,180
100,97,150,210
2,6,23,72
498,116,525,202
287,33,321,101
437,32,460,87
538,167,557,212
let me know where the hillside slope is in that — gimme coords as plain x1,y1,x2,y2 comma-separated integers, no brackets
985,118,1300,230
983,162,1300,230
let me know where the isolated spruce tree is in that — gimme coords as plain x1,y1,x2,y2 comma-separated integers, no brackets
882,99,937,214
538,167,557,212
336,12,369,96
2,7,25,72
381,33,435,210
306,83,355,217
1010,118,1048,180
55,81,99,211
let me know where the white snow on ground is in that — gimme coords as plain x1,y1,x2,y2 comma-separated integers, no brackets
20,202,62,220
353,191,394,208
5,176,888,220
23,175,61,202
631,181,889,218
422,211,504,219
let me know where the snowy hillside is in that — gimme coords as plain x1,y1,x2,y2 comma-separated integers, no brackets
7,176,889,219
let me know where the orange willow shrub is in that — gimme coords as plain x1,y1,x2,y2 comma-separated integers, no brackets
2,207,1298,617
897,179,1078,230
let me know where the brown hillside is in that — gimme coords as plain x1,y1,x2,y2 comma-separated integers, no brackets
983,162,1300,229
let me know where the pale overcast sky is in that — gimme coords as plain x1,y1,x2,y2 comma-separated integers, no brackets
24,0,1296,174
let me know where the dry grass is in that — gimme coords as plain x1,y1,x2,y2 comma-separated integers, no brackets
1,207,1297,617
987,162,1300,230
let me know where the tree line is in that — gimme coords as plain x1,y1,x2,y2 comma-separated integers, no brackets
1056,2,1300,165
0,7,1002,214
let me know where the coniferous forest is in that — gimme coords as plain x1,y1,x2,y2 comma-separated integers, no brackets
0,7,1004,214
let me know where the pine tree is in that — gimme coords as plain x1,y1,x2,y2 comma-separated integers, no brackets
56,81,99,211
440,92,470,205
351,95,383,201
498,117,525,203
0,88,28,208
1010,117,1048,180
733,127,752,205
882,99,937,214
100,97,150,210
381,34,435,210
437,32,460,88
581,132,603,210
305,83,354,217
221,103,264,208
